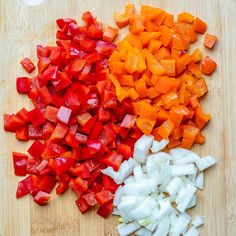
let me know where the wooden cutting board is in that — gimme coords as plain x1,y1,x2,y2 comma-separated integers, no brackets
0,0,235,235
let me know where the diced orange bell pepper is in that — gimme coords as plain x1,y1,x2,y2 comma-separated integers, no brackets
134,78,147,98
193,17,207,34
161,91,179,109
160,59,176,76
103,26,118,43
160,25,174,47
147,54,165,75
194,78,208,97
154,76,179,93
191,48,202,62
157,119,175,139
119,75,134,86
114,12,129,28
181,138,194,149
201,56,217,75
183,125,200,140
127,88,139,100
204,33,217,49
194,107,211,129
177,12,194,24
148,39,162,54
136,117,156,135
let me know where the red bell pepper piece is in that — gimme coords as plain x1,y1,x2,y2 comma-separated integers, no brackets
98,107,110,123
41,141,67,159
56,182,68,195
49,122,68,141
87,22,103,39
63,91,81,113
76,197,91,213
57,106,72,124
90,182,103,193
36,159,50,175
82,11,95,26
75,132,88,144
4,114,24,132
99,124,116,145
68,58,86,75
81,116,97,134
37,45,50,58
12,152,28,176
33,191,51,205
28,108,46,127
27,141,45,160
84,159,100,172
102,175,118,194
69,163,90,178
38,175,57,193
81,192,97,206
95,190,114,206
95,41,116,56
102,152,123,171
56,18,77,30
28,125,43,139
89,122,103,140
117,143,133,160
42,122,55,139
37,57,51,73
80,38,97,53
87,140,102,154
55,157,75,175
88,169,101,186
41,66,58,85
77,112,92,126
38,86,52,105
102,89,117,109
20,57,35,73
71,177,88,196
15,126,28,141
43,106,59,123
16,176,32,198
16,77,31,94
53,71,71,92
96,200,113,218
16,108,29,124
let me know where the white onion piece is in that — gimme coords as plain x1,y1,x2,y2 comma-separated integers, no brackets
184,226,199,236
124,175,135,184
133,165,144,182
170,164,197,176
166,177,184,196
196,155,216,171
113,186,123,207
187,173,197,182
192,216,204,227
153,216,170,236
157,200,173,220
113,207,121,216
173,152,199,165
176,184,197,213
118,196,143,212
149,152,173,162
118,222,141,236
22,0,44,6
169,148,190,158
135,227,152,236
151,139,169,153
146,158,161,185
187,195,196,209
133,135,154,163
101,167,119,181
195,172,204,189
171,213,191,234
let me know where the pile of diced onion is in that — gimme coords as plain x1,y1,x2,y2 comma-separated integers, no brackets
102,135,216,236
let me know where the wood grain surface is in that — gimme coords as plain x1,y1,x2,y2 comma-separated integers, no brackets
0,0,235,235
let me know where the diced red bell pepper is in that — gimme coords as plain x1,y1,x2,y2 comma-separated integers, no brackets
75,132,88,144
52,71,71,92
56,182,68,195
12,152,28,176
43,106,59,123
77,112,92,126
99,124,116,145
50,122,68,141
42,122,55,139
37,45,50,58
28,108,46,127
96,200,113,218
90,182,103,193
102,89,117,109
41,141,67,159
63,91,81,113
102,175,118,194
98,107,110,123
37,57,51,73
57,106,72,124
55,157,75,175
15,126,28,141
82,11,95,26
89,122,103,140
117,143,133,160
80,38,97,53
56,18,77,30
36,159,50,175
38,86,52,105
16,77,31,94
41,66,58,85
76,197,91,213
87,140,102,154
95,41,116,56
20,57,35,73
68,58,86,76
28,125,43,139
27,140,45,159
16,176,32,198
95,190,114,206
16,108,29,123
69,163,90,178
81,116,97,134
87,22,103,39
71,177,88,196
33,191,51,205
102,152,123,171
4,114,24,132
81,192,97,206
84,159,100,172
38,175,57,193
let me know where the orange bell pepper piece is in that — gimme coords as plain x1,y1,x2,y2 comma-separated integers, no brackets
136,117,156,135
157,119,175,139
194,78,208,97
154,76,179,93
127,88,139,100
109,75,128,102
181,138,194,149
177,12,194,24
204,33,217,49
114,13,129,28
201,56,217,75
160,25,174,47
183,125,200,140
160,59,176,76
161,91,179,109
193,17,207,34
147,54,165,75
134,78,147,98
194,107,211,129
103,26,119,43
119,75,134,86
191,48,202,62
129,15,145,34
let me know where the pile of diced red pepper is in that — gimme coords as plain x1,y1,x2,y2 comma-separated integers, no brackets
4,12,142,217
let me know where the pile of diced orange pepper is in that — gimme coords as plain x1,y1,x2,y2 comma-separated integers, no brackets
109,4,217,149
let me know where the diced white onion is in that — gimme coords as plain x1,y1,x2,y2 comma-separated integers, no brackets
192,216,204,228
184,226,199,236
170,164,197,176
113,186,123,207
118,222,141,236
196,155,216,171
151,139,169,153
166,177,184,196
135,227,152,236
195,172,204,189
